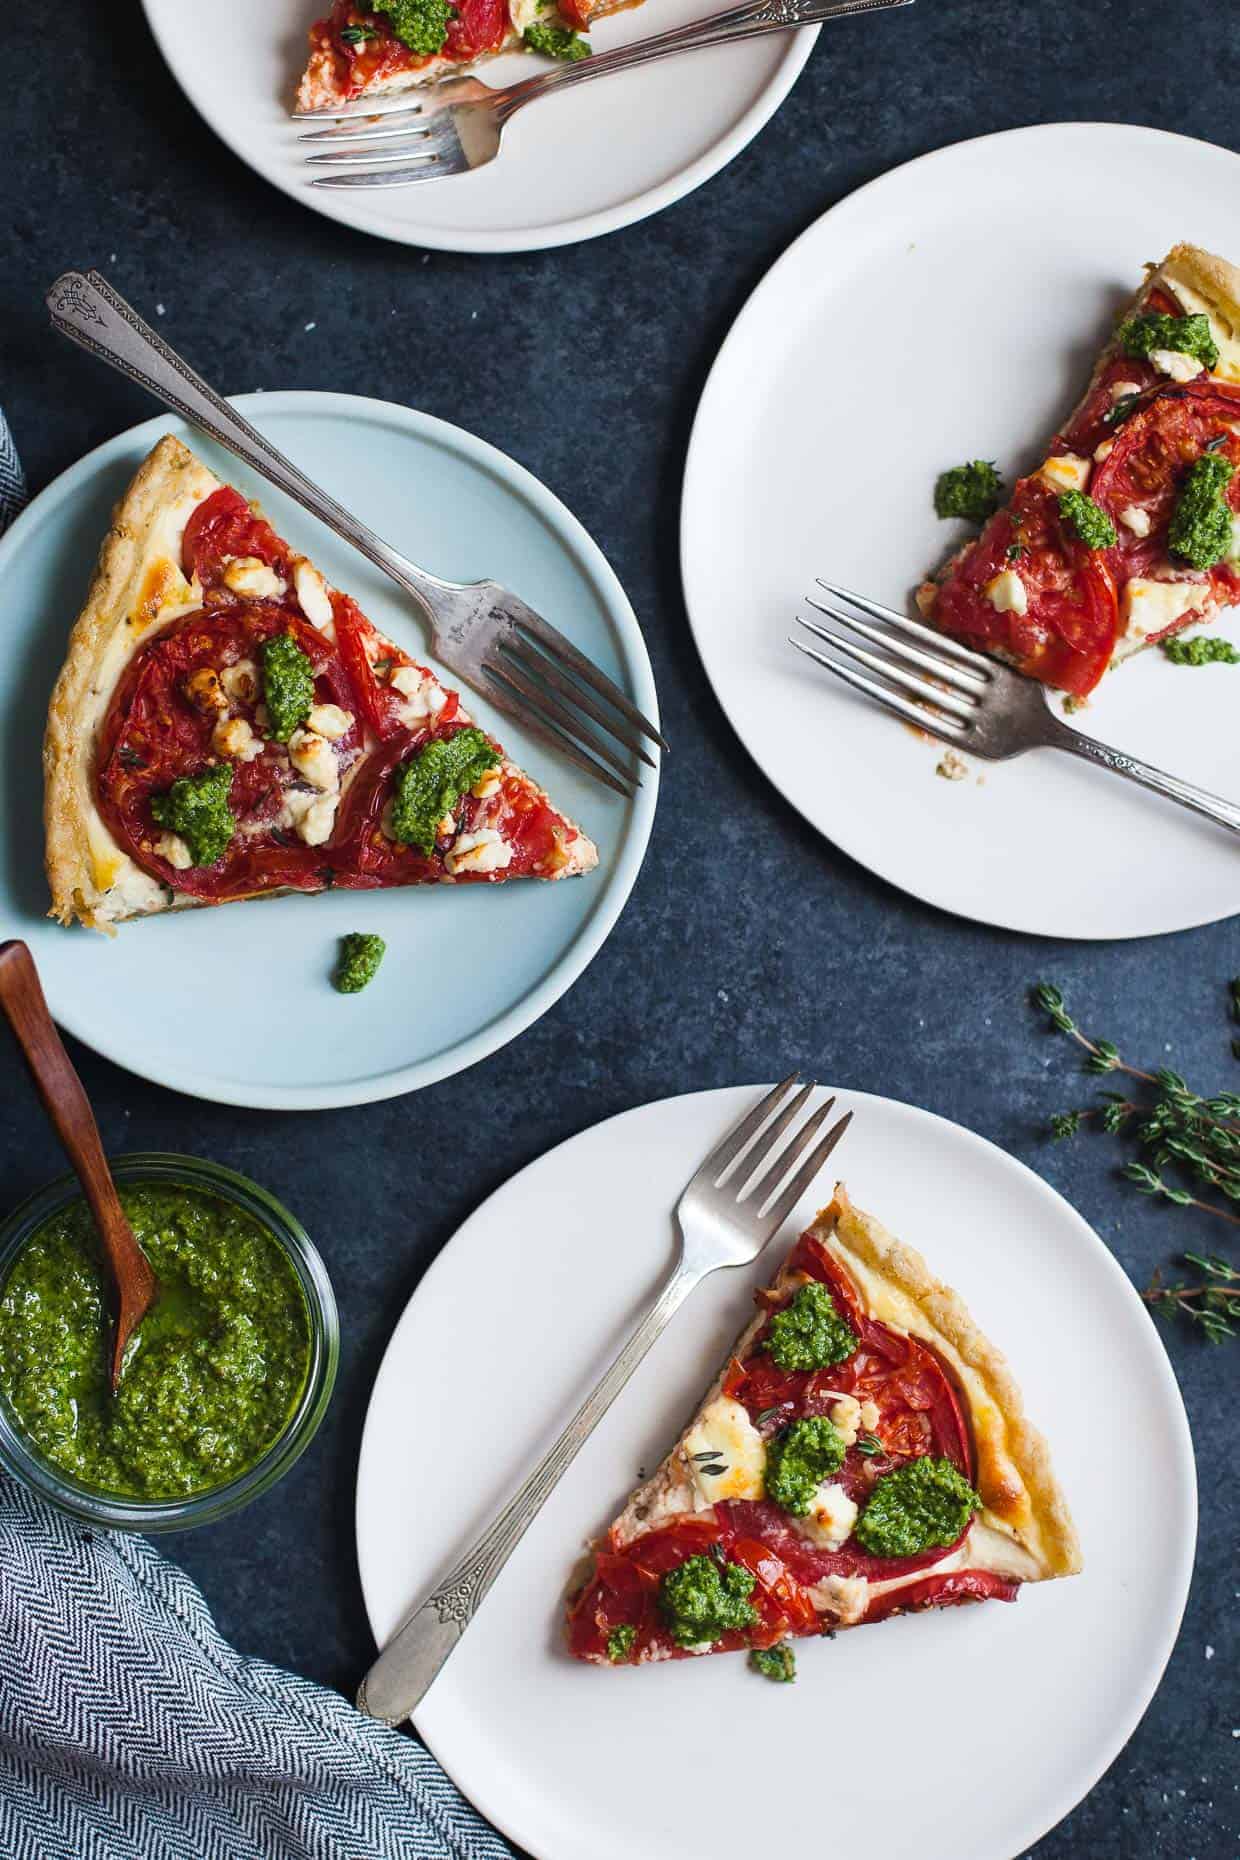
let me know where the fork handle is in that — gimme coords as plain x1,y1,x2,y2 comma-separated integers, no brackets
356,1254,701,1725
495,0,912,111
44,270,447,610
1050,719,1240,836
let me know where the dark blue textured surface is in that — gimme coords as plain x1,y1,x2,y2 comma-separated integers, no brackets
3,2,1237,1853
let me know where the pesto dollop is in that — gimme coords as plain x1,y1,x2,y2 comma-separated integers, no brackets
934,460,1005,524
1058,489,1117,550
763,1281,857,1373
1160,633,1240,666
1116,310,1219,372
150,762,235,867
1168,453,1235,570
606,1624,636,1662
0,1186,312,1500
334,931,386,994
659,1552,758,1647
853,1455,980,1558
260,633,316,742
369,0,454,56
749,1643,796,1683
524,21,591,58
390,727,498,855
765,1414,847,1515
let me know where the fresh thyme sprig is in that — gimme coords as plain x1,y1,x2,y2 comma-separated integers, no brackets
1143,1253,1240,1343
1033,981,1240,1340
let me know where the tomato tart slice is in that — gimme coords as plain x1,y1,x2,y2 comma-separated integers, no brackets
919,243,1240,698
296,0,611,109
567,1187,1079,1673
44,436,597,932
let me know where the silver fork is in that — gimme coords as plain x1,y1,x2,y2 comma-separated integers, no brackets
294,0,914,190
45,270,665,799
791,579,1240,835
356,1074,851,1723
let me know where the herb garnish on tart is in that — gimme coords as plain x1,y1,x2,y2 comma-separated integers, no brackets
919,244,1240,696
43,435,598,931
566,1187,1080,1670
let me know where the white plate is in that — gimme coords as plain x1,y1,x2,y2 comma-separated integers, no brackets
0,392,656,1108
140,0,817,254
681,123,1240,940
356,1084,1195,1860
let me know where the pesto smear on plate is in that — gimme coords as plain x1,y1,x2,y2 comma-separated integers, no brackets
0,1186,311,1499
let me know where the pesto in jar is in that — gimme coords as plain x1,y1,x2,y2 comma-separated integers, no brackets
0,1185,312,1499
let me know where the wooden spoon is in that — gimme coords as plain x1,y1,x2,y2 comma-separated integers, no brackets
0,939,157,1390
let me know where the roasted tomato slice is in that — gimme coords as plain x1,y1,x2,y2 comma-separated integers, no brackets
329,721,568,889
929,475,1119,695
1058,283,1188,455
1090,379,1240,610
443,0,510,59
862,1569,1018,1623
97,604,360,901
182,487,290,590
332,595,459,743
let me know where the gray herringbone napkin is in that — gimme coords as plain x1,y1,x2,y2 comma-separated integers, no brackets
0,411,512,1860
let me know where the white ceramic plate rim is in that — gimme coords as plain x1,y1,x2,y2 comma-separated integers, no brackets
680,121,1240,940
139,0,817,255
355,1083,1197,1860
1,390,657,1109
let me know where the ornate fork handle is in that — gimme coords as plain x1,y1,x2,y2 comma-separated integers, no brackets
491,0,912,115
356,1257,700,1725
45,270,448,611
1049,717,1240,836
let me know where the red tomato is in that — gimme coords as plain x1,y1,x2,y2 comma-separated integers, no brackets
929,476,1119,695
181,488,289,588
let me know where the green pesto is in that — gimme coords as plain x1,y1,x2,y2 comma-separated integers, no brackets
334,932,386,994
523,21,590,57
1058,490,1117,550
764,1415,848,1515
1116,310,1219,372
390,727,498,855
933,460,1005,524
369,0,455,56
606,1624,637,1662
763,1281,857,1373
853,1455,980,1558
659,1552,758,1647
1160,633,1240,666
150,762,235,867
0,1187,312,1500
749,1643,796,1683
260,633,316,743
1168,454,1235,570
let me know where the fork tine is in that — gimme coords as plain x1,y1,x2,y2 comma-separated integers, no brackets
815,578,993,671
292,92,435,121
500,635,656,769
486,655,638,783
727,1079,816,1193
311,162,457,190
758,1110,854,1238
697,1075,802,1184
298,114,427,143
796,615,977,720
478,666,637,799
789,635,965,744
305,135,442,166
804,597,987,695
510,610,669,754
746,1094,836,1209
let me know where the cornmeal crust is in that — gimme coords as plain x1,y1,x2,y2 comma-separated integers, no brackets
611,1184,1080,1584
44,434,598,932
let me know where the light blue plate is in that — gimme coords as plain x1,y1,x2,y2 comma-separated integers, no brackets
0,393,658,1108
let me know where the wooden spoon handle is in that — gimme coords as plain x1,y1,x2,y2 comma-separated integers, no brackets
0,939,155,1381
